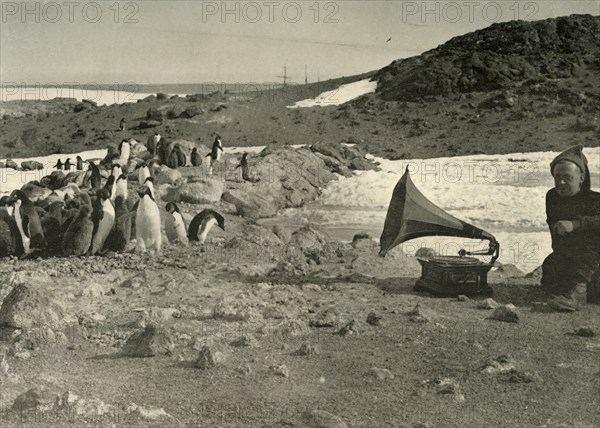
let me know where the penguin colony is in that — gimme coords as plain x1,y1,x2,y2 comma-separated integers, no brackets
0,135,231,258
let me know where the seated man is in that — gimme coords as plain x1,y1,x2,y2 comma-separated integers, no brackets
542,145,600,312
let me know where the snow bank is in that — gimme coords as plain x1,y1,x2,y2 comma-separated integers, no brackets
2,145,598,272
287,79,377,108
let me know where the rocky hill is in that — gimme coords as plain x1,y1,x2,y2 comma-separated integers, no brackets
374,14,600,100
1,15,598,163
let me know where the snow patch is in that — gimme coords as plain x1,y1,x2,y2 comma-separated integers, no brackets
287,79,377,108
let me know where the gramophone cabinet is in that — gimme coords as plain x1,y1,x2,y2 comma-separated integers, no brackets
414,256,494,296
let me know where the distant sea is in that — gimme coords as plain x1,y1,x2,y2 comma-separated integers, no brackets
0,83,284,106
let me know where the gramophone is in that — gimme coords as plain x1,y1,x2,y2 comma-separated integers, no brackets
379,168,500,296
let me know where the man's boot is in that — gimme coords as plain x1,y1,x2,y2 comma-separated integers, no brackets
548,283,587,312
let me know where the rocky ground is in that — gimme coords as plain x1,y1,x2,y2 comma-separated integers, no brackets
0,231,599,427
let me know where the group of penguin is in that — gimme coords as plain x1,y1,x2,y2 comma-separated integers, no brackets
147,133,224,173
0,138,226,258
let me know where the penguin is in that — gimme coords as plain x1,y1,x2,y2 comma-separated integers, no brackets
88,161,101,189
0,196,14,216
111,163,123,179
211,136,224,161
41,201,64,256
175,144,187,167
144,176,156,199
138,161,150,184
76,156,84,171
135,185,161,254
147,132,160,155
235,152,259,182
104,175,115,197
54,159,63,170
191,147,202,167
9,190,47,254
157,140,168,165
64,158,72,172
62,205,94,257
205,151,217,175
104,195,131,252
119,117,126,131
112,174,128,202
89,188,115,255
74,192,92,209
117,139,131,167
167,148,179,169
0,206,23,257
188,209,225,244
165,202,189,245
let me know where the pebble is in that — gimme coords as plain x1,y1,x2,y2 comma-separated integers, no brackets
487,304,519,323
478,298,499,309
366,312,382,326
271,364,289,377
294,342,320,356
370,367,394,380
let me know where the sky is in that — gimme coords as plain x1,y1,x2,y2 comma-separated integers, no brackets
1,0,598,85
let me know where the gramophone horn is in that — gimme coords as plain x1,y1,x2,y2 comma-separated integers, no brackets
379,167,497,257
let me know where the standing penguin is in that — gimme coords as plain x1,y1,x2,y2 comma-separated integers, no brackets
64,158,72,172
191,147,202,167
175,144,187,167
111,164,123,179
41,201,64,256
119,117,126,131
104,175,115,197
157,140,167,165
167,148,179,169
144,176,156,199
117,139,131,167
54,159,63,170
62,205,94,256
112,174,128,202
136,185,161,254
188,209,225,244
10,190,47,254
88,161,102,189
235,152,259,182
147,132,160,155
104,195,131,252
205,152,216,175
211,136,224,161
76,156,84,171
0,207,23,257
165,202,189,245
138,162,150,184
89,189,115,255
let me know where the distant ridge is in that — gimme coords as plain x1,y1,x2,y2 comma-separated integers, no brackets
375,14,600,100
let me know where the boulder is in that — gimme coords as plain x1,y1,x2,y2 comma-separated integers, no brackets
166,177,224,204
153,165,183,185
138,120,162,129
222,187,280,219
0,284,76,330
120,324,175,357
20,161,44,171
130,142,151,159
12,386,60,412
195,345,226,369
179,105,203,118
312,152,353,177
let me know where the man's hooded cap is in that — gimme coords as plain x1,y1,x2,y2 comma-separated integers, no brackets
550,145,591,191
